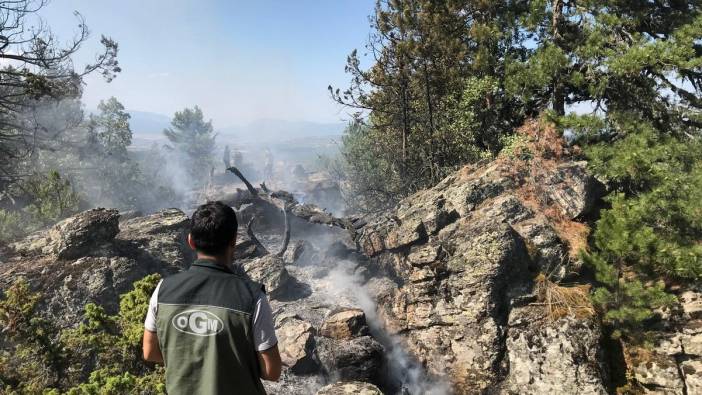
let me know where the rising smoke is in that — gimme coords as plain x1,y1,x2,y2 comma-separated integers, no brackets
285,222,450,395
322,260,451,395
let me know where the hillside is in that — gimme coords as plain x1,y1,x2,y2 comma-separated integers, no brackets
3,135,699,393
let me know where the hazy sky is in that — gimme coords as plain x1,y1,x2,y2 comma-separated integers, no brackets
38,0,375,126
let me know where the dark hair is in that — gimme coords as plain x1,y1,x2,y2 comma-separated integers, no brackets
190,201,238,255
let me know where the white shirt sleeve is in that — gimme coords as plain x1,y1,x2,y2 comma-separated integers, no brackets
252,294,277,352
143,280,163,332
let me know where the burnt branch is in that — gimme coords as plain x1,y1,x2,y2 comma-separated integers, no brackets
276,208,290,257
246,217,269,256
227,166,258,197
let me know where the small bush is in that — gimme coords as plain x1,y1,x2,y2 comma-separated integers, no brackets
23,170,82,225
0,209,25,243
0,274,164,393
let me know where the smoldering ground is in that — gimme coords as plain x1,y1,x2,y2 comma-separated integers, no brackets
245,210,450,395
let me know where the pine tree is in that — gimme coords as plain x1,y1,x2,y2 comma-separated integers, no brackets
335,0,702,336
507,0,702,335
163,106,217,183
332,0,525,210
87,97,132,159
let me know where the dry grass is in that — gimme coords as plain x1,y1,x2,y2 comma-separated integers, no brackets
500,118,591,259
532,273,595,320
551,216,590,257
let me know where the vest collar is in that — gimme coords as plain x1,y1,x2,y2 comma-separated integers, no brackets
190,258,234,274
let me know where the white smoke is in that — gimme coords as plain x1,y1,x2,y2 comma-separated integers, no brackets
318,256,451,395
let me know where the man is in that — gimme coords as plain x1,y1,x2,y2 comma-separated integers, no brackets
142,201,281,394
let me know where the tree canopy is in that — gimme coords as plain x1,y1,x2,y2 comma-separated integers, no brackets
0,0,120,191
335,0,702,336
163,106,216,182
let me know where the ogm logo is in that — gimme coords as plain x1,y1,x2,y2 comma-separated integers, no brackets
172,310,223,336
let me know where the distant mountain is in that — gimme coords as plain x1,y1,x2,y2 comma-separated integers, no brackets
122,110,347,145
127,111,172,136
218,119,346,143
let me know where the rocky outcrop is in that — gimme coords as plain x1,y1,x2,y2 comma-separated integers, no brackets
11,208,120,259
1,208,194,327
355,159,607,393
501,305,607,394
623,288,702,394
1,155,615,394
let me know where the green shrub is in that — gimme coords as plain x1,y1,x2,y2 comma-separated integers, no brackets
583,118,702,338
0,209,24,243
0,274,164,393
23,170,82,225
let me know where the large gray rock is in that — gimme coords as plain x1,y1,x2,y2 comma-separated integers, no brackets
623,289,702,394
0,209,193,328
276,315,318,374
11,208,120,259
355,159,607,393
316,335,384,383
500,305,607,394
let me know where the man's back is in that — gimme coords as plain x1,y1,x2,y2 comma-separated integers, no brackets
150,259,269,395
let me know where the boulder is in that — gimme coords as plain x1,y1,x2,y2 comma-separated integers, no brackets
623,289,702,394
50,208,120,259
500,305,607,394
275,315,318,374
241,255,290,299
315,381,383,395
539,161,604,219
12,208,120,259
0,209,193,328
320,308,369,340
316,335,384,383
116,209,193,268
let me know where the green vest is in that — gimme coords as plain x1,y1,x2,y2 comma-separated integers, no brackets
156,259,267,395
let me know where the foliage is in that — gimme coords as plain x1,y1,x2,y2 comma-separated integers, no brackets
0,278,65,392
87,98,133,159
0,0,120,192
81,98,152,210
24,97,180,213
519,1,702,338
331,0,527,209
0,169,82,243
336,120,403,213
336,0,702,340
0,275,165,393
583,127,702,335
22,170,83,226
0,209,24,244
163,106,217,183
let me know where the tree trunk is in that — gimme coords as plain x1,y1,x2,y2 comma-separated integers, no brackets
552,0,566,116
423,60,436,182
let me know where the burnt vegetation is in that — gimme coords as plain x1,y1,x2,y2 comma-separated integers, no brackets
0,0,701,393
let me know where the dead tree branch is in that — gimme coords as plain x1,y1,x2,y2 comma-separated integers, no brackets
276,208,290,257
246,217,269,256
